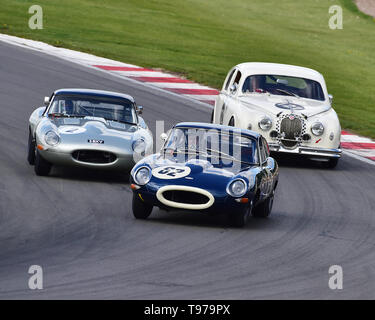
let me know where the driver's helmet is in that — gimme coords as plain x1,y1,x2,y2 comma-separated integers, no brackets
64,100,74,114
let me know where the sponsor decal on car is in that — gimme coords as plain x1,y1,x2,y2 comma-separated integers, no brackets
88,139,104,144
275,102,305,111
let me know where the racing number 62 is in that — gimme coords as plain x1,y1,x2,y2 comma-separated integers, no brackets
157,167,185,177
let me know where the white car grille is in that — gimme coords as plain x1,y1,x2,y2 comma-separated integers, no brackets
276,114,306,149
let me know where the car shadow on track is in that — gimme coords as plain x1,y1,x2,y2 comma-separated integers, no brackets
47,165,130,184
272,153,340,170
146,208,277,230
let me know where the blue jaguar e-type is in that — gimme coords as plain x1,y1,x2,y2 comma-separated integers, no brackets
130,122,279,227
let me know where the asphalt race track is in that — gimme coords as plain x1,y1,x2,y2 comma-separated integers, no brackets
0,41,375,299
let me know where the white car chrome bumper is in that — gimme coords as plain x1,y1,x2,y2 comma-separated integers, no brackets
268,144,342,158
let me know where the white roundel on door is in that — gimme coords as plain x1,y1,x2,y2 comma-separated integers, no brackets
152,166,191,179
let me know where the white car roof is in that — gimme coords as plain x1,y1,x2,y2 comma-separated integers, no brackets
236,62,325,83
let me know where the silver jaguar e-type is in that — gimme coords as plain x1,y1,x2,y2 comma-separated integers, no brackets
28,89,153,176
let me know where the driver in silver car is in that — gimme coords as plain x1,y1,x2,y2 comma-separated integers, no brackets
63,100,74,115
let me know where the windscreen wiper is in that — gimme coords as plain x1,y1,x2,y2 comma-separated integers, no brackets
175,148,208,156
275,88,300,98
106,118,137,126
49,113,85,118
48,112,69,118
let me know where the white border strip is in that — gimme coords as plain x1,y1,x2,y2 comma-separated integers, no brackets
343,150,375,166
0,34,214,110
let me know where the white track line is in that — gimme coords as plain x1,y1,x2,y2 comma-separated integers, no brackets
112,71,173,77
341,135,375,143
149,82,214,89
0,34,213,111
344,150,375,166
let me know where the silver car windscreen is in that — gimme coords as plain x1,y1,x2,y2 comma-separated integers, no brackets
48,94,137,124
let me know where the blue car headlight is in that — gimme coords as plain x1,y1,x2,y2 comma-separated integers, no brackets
227,179,247,197
134,166,151,185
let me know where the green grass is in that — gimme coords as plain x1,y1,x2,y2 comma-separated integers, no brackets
1,0,374,138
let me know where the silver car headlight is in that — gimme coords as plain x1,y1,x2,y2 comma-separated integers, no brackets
134,166,151,185
311,122,324,136
227,179,247,197
45,130,60,146
258,116,272,131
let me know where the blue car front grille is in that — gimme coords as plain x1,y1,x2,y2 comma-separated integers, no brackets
163,190,210,205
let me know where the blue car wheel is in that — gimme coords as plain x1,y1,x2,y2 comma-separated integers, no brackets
252,190,275,218
228,202,252,227
132,193,153,219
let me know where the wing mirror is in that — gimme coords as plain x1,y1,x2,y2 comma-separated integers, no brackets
229,83,238,95
44,96,50,105
160,133,168,141
328,94,333,105
136,105,143,114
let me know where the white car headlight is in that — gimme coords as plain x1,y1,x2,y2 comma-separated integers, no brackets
258,116,272,131
311,122,324,136
227,179,247,197
132,139,146,154
134,166,151,185
45,130,60,146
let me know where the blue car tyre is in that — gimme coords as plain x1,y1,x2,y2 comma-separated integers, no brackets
132,193,153,219
252,189,275,218
228,201,253,228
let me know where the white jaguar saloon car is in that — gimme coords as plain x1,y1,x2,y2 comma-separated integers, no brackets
212,62,342,168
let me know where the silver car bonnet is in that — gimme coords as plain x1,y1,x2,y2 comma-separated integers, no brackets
51,117,139,148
